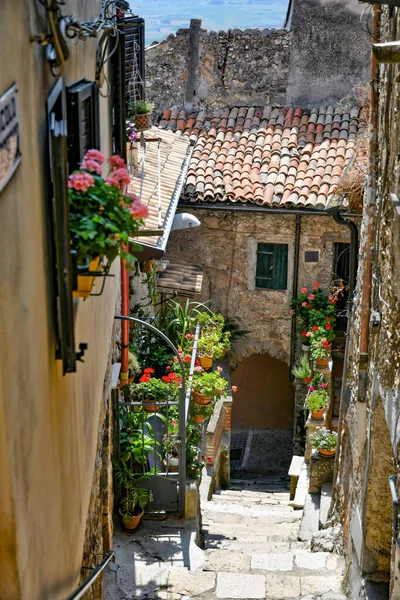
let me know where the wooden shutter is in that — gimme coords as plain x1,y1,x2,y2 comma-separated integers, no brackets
117,15,146,102
47,79,77,374
256,243,288,290
66,79,100,171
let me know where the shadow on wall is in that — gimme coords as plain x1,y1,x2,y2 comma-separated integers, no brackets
231,353,294,430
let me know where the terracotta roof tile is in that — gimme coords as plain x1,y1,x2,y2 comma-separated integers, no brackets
156,105,366,209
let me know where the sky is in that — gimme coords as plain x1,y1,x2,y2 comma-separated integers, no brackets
128,0,289,45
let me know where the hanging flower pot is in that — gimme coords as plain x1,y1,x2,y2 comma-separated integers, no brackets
194,414,205,424
164,455,179,472
73,256,102,298
318,448,336,458
133,113,151,132
302,343,311,352
119,508,144,531
192,391,212,406
199,355,213,370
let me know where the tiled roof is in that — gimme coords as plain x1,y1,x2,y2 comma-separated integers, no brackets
129,127,191,250
158,106,367,209
157,259,204,296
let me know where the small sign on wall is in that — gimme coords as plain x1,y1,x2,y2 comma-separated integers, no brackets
0,83,21,194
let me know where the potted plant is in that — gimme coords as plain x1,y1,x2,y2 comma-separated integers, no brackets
128,100,153,132
131,368,180,412
305,389,328,420
310,427,338,457
190,398,216,423
292,354,313,383
163,418,180,472
119,479,153,530
68,150,148,297
191,367,228,405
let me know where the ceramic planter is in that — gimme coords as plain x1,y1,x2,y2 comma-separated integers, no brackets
119,508,144,531
192,391,212,406
315,355,329,367
302,343,311,352
311,408,325,420
73,256,101,299
318,448,336,457
133,113,151,132
164,455,179,472
143,399,163,412
199,355,213,370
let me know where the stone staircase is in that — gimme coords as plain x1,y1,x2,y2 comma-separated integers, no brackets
105,477,347,600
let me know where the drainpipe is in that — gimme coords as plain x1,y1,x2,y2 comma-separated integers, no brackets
326,205,358,300
120,248,130,385
358,3,380,402
289,215,301,377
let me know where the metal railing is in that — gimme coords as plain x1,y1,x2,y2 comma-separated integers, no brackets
389,475,399,545
65,551,114,600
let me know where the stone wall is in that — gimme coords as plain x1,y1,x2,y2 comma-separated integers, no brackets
333,7,400,598
286,0,371,107
146,27,290,113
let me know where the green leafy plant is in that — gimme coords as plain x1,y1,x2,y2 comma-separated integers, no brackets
131,375,179,402
292,354,313,381
291,282,337,334
191,368,228,399
119,404,159,468
128,352,141,379
160,298,209,349
305,389,328,412
190,399,216,421
128,100,153,116
310,339,331,361
68,150,148,265
197,330,226,359
310,428,338,451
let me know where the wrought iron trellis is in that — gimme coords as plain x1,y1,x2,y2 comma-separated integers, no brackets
114,315,192,516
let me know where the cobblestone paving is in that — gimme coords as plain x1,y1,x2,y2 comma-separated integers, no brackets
104,478,347,600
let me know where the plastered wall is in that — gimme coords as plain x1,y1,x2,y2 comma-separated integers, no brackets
0,2,119,598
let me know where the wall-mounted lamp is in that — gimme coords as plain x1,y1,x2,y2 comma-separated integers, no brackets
171,213,201,231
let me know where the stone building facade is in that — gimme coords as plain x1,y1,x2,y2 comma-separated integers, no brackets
331,6,400,599
167,209,351,463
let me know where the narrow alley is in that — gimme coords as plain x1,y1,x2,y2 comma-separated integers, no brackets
105,476,345,600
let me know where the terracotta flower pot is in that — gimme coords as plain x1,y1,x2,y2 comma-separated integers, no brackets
194,414,205,424
73,256,101,299
119,508,144,531
318,448,336,457
192,391,212,406
143,399,162,412
133,113,151,132
316,355,329,367
199,356,213,370
311,408,325,420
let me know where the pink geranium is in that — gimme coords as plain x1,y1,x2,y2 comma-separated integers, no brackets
81,158,102,174
217,366,223,372
108,155,126,169
129,198,149,219
194,366,203,373
112,168,131,185
231,385,238,393
105,176,120,188
83,149,105,164
68,172,94,192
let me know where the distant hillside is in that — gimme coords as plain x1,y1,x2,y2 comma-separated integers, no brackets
128,0,289,44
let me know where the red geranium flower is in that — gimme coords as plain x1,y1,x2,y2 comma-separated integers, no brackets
162,376,170,383
301,287,307,293
195,359,200,366
325,324,332,330
314,281,320,288
139,375,151,383
326,317,331,322
322,339,330,347
144,367,154,374
184,355,191,363
312,326,319,331
305,377,313,383
301,331,307,337
308,294,315,301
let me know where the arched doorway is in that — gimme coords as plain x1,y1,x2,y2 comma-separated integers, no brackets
230,353,294,478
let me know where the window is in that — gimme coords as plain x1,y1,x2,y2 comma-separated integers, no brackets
66,79,100,171
304,250,319,263
255,243,288,290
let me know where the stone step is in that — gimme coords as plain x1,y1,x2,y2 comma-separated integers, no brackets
292,462,309,509
250,550,345,575
203,502,301,520
298,492,321,542
213,491,292,506
319,482,332,528
204,540,309,554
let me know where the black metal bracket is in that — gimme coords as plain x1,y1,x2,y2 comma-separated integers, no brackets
76,343,88,363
